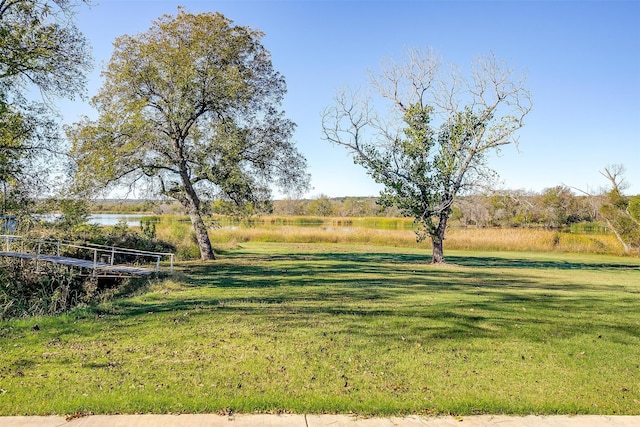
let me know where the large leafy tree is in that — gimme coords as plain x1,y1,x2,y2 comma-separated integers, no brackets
0,0,91,210
323,49,532,263
68,9,309,260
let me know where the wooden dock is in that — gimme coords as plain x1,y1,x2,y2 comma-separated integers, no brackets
0,235,174,277
0,251,154,276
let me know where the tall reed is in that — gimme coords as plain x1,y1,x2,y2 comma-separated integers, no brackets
151,215,627,258
207,226,625,255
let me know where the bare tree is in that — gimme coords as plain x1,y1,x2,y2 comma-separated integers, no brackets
600,164,629,194
599,165,639,253
322,48,532,263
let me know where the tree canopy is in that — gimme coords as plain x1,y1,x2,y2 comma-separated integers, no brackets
68,9,309,260
322,49,532,263
0,0,91,210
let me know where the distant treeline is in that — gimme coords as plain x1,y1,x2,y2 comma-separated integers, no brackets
91,185,626,231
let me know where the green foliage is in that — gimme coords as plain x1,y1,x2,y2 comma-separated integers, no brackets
375,104,476,242
0,97,60,207
365,103,496,251
307,194,335,216
0,261,98,319
539,186,589,227
627,195,640,222
140,219,156,240
599,182,640,252
94,221,175,254
0,100,27,182
0,0,91,214
56,198,91,230
68,9,308,260
0,0,92,96
608,189,629,210
0,256,152,319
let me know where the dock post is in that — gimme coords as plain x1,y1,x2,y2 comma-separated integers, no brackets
36,240,41,273
92,248,98,277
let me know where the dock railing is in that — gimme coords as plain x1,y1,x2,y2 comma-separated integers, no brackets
0,234,174,276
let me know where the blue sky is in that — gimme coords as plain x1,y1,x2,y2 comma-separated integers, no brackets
59,0,640,197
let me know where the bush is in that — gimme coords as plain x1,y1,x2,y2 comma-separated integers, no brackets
0,260,98,319
0,258,151,319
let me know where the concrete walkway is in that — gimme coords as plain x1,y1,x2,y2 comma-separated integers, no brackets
1,414,639,426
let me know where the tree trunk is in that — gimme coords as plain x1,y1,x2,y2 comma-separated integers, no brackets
186,202,216,261
431,236,445,264
430,208,450,264
180,172,215,261
605,218,631,253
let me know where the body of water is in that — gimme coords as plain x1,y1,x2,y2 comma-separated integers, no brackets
89,214,150,227
39,213,151,227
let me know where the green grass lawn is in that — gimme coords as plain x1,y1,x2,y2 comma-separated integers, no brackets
1,242,639,416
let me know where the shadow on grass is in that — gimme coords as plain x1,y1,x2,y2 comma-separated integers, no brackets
257,251,640,270
446,255,640,270
87,248,640,345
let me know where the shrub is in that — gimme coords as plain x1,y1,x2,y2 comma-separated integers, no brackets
0,258,151,320
0,260,97,319
99,226,176,254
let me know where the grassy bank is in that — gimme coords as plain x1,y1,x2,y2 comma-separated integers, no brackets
1,243,639,415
